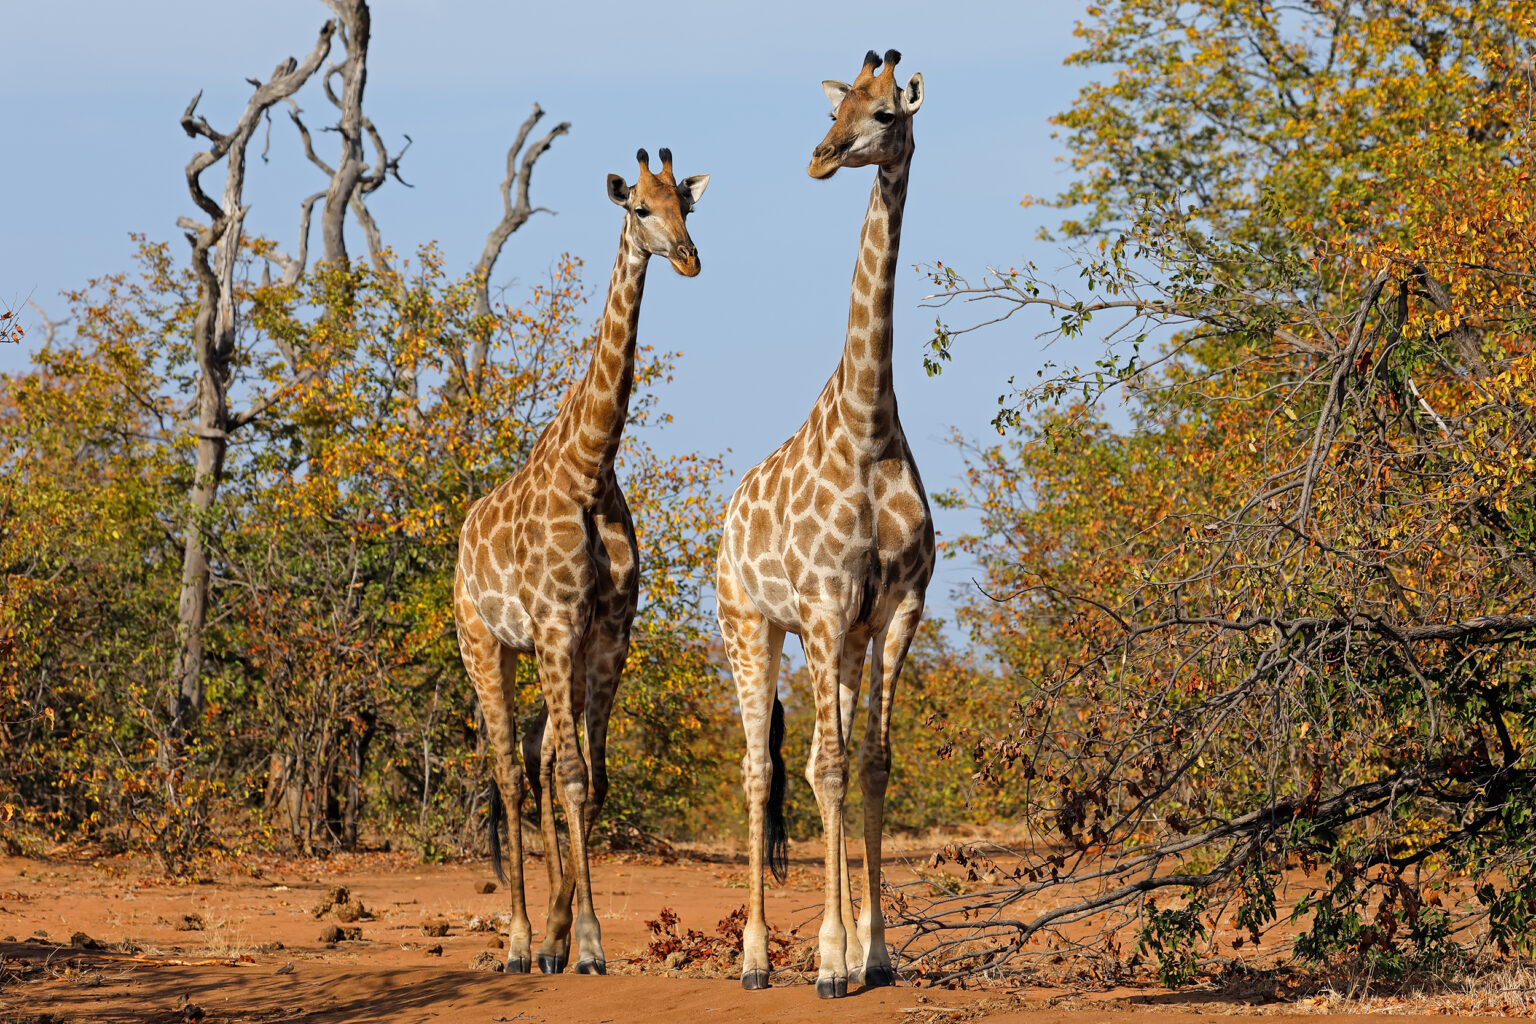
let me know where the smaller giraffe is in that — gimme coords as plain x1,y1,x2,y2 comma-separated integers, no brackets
717,50,932,999
455,148,708,976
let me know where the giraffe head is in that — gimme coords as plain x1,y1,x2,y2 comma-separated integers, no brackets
809,49,923,179
607,148,709,277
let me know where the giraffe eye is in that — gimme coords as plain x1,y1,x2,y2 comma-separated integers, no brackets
635,207,650,218
872,110,896,124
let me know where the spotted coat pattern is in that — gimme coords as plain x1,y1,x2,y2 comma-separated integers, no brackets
715,51,934,998
454,149,706,976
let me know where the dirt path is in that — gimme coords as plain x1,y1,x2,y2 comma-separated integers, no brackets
0,849,1455,1022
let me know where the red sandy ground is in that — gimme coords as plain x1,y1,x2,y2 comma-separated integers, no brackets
0,837,1461,1024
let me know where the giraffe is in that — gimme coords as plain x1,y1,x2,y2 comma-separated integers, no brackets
455,147,709,976
715,49,932,999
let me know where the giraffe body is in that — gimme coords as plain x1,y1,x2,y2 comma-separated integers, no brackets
716,50,932,998
455,148,708,976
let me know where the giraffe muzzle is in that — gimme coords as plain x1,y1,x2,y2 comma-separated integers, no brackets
808,141,849,179
669,242,701,277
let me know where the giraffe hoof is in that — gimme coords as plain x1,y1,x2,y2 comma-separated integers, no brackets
537,954,567,974
741,970,770,990
863,966,895,988
816,978,848,999
505,956,531,974
574,959,607,975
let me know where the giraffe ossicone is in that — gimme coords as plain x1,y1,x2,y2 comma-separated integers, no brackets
716,49,934,999
454,146,708,977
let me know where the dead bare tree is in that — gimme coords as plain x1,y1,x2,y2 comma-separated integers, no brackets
171,18,337,737
169,1,568,741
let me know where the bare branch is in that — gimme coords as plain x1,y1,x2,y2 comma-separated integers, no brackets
24,300,70,347
466,103,571,390
316,0,369,268
261,191,326,291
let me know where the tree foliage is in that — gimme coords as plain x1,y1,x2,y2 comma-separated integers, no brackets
913,0,1536,984
0,241,729,866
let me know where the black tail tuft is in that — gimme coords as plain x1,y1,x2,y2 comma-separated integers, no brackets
487,780,508,886
766,696,789,883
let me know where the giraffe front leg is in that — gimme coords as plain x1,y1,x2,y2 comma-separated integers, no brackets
857,589,923,988
568,627,624,975
807,716,867,983
528,715,572,974
455,587,534,973
535,621,606,976
719,566,784,990
802,625,851,999
836,638,868,981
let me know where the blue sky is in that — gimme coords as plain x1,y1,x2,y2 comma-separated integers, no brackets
1,1,1098,622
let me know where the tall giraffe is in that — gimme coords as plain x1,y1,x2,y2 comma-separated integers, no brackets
455,148,709,976
716,50,932,999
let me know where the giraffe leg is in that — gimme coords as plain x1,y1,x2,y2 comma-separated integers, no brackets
857,588,924,988
535,620,606,975
718,563,783,991
540,621,625,976
568,623,625,975
801,621,852,999
836,637,869,982
524,710,571,973
455,584,533,973
520,710,567,898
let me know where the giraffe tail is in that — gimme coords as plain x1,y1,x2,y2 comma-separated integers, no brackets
766,696,789,883
487,781,508,886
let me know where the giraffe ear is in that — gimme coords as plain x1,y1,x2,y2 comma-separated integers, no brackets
822,80,851,108
606,174,630,206
902,73,924,115
679,174,710,206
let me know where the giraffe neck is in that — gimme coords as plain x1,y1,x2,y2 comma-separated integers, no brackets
563,220,649,480
832,141,913,442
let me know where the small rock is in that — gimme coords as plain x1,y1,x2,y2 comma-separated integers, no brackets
69,931,102,950
421,920,450,938
469,950,504,972
476,881,497,894
425,943,443,956
487,936,505,949
183,1003,206,1022
256,941,285,954
319,924,345,943
173,914,205,932
275,961,295,975
334,900,365,923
